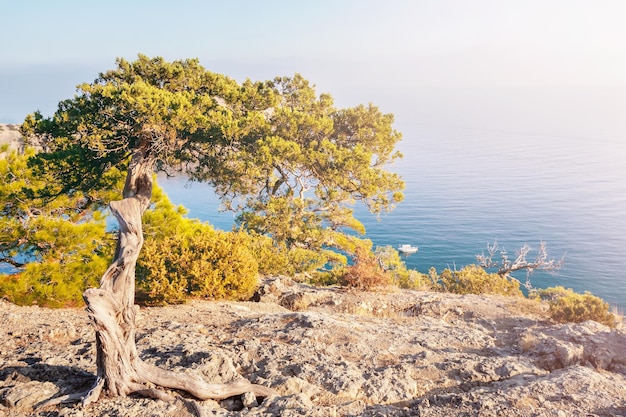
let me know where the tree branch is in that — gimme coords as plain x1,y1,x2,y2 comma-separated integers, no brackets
0,257,24,268
476,240,564,289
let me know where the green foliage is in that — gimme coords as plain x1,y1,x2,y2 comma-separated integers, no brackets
138,188,262,305
395,269,432,291
142,181,206,239
187,230,259,300
11,54,407,305
137,228,259,305
0,147,119,307
20,56,225,198
135,234,187,305
236,230,348,278
242,233,292,276
435,265,524,296
24,55,405,257
306,268,345,287
534,286,616,327
232,85,405,252
0,255,108,308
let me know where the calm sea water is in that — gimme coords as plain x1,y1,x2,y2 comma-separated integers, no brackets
159,125,626,309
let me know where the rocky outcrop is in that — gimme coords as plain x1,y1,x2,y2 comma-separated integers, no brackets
1,276,625,416
0,124,24,154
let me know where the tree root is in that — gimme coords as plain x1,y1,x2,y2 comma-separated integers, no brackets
37,362,276,414
138,361,276,400
82,376,105,405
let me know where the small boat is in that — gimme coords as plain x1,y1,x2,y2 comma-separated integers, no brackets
397,244,418,254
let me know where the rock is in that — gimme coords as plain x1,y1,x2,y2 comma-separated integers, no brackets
195,351,242,383
0,124,24,154
1,381,59,409
262,393,314,414
1,278,625,416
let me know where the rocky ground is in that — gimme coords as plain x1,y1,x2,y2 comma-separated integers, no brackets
1,276,625,417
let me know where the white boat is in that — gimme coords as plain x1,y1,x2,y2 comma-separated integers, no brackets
397,244,418,254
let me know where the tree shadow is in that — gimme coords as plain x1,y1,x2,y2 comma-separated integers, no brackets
0,362,96,395
592,404,626,417
140,345,212,367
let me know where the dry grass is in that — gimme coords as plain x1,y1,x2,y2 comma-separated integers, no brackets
610,304,624,328
518,332,538,352
505,297,546,317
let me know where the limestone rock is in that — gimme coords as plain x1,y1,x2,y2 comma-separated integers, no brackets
1,279,625,417
1,381,59,409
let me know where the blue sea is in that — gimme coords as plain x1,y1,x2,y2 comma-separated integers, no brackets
159,125,626,310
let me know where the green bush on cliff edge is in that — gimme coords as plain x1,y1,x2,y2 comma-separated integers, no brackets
534,286,617,327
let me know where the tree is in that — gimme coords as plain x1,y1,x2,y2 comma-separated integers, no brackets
192,73,405,255
23,55,405,408
476,240,564,289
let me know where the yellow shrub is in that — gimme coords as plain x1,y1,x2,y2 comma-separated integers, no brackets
137,229,259,305
535,286,616,327
187,230,259,300
438,265,523,297
136,235,189,305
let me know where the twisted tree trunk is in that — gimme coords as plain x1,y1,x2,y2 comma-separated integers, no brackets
42,141,275,409
80,143,154,402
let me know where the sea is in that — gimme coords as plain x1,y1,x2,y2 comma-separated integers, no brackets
158,125,626,310
1,124,623,310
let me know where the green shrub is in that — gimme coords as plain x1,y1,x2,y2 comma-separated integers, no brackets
0,256,107,308
535,286,616,327
437,265,523,296
186,230,259,300
135,234,189,305
0,147,119,307
137,183,262,304
395,269,432,290
285,247,333,275
305,268,343,286
0,209,115,308
246,233,292,275
137,228,259,305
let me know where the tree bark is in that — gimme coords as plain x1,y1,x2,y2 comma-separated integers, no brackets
70,141,275,406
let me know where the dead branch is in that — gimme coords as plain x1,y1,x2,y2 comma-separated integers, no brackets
477,239,565,289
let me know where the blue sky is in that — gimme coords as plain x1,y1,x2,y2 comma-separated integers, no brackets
1,0,625,141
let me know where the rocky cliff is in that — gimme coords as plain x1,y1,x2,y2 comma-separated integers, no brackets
0,124,24,153
1,276,625,416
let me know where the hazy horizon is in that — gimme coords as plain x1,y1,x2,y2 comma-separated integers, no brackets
2,1,625,145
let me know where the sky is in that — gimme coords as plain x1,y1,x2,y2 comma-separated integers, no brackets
1,0,625,141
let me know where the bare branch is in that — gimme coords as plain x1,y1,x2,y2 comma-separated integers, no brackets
476,240,564,289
